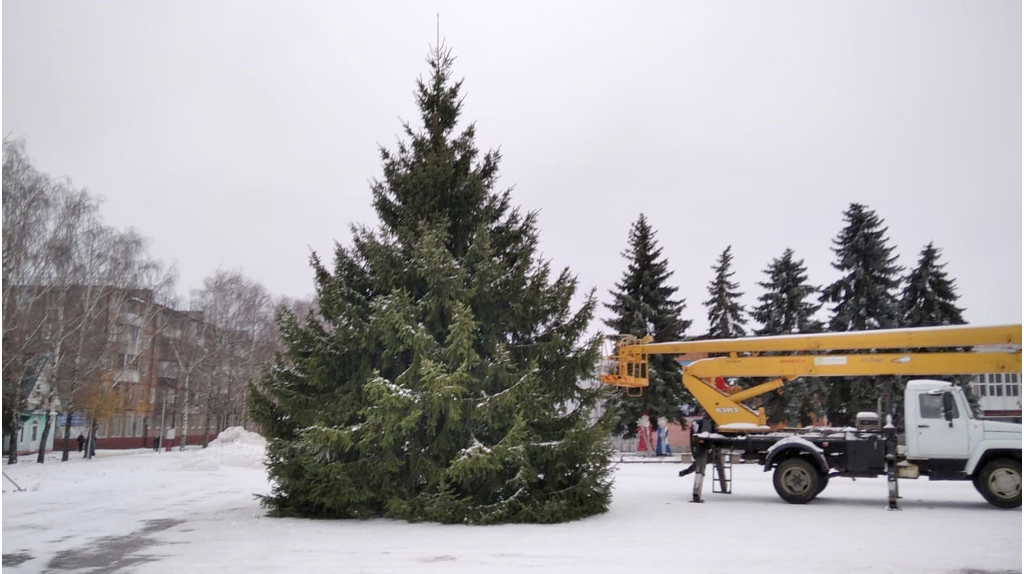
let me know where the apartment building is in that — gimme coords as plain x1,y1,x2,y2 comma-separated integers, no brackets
3,286,223,454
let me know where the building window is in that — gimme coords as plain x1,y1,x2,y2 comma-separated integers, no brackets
31,422,38,442
158,361,179,379
117,354,139,370
16,290,33,306
112,417,122,437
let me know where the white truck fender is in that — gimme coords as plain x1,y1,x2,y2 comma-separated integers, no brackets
964,440,1023,475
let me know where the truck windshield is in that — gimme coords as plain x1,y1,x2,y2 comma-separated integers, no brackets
954,388,977,419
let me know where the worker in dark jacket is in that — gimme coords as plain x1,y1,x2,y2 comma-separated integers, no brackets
76,433,85,452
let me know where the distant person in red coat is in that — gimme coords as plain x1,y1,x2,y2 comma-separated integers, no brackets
636,414,654,455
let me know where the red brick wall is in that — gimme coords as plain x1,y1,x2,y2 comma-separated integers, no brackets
52,433,218,451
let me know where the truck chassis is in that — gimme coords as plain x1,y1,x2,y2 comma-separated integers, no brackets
683,416,1022,509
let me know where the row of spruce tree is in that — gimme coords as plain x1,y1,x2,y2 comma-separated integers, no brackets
604,206,965,437
248,48,965,525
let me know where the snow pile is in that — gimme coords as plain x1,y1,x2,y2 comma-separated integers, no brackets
179,427,266,470
209,426,267,449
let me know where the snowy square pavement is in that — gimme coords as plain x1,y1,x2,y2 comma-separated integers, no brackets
3,430,1020,574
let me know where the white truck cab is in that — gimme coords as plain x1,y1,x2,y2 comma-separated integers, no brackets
902,379,1022,507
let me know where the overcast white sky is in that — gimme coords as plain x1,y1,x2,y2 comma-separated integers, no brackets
3,1,1021,334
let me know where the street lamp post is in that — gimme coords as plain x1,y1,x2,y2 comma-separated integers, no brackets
158,387,167,453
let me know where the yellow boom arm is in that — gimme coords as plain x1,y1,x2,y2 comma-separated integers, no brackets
599,325,1023,428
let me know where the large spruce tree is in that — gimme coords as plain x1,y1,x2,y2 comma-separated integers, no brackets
752,249,822,337
704,246,748,339
821,204,902,331
820,203,903,425
249,48,612,524
899,242,973,411
604,214,692,435
752,248,825,425
899,242,966,327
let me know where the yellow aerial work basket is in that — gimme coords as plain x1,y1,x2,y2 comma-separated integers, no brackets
598,335,652,396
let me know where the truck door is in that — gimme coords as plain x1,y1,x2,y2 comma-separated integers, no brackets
914,391,969,459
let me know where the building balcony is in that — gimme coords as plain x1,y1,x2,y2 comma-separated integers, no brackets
119,312,143,327
114,370,140,384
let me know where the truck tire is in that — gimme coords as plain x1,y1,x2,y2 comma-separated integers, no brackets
817,473,830,495
977,459,1022,509
773,458,821,504
972,475,984,496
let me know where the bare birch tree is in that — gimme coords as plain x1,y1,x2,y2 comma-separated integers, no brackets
3,140,175,463
157,299,213,451
33,185,102,463
187,270,276,447
3,140,60,463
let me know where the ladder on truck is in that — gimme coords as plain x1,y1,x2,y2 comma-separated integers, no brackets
711,450,733,494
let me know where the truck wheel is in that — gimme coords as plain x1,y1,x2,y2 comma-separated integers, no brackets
972,475,984,495
817,473,830,495
773,458,821,504
977,459,1022,509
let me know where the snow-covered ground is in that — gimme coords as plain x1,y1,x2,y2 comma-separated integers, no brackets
3,429,1020,574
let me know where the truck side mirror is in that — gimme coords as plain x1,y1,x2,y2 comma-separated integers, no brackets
942,392,955,427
